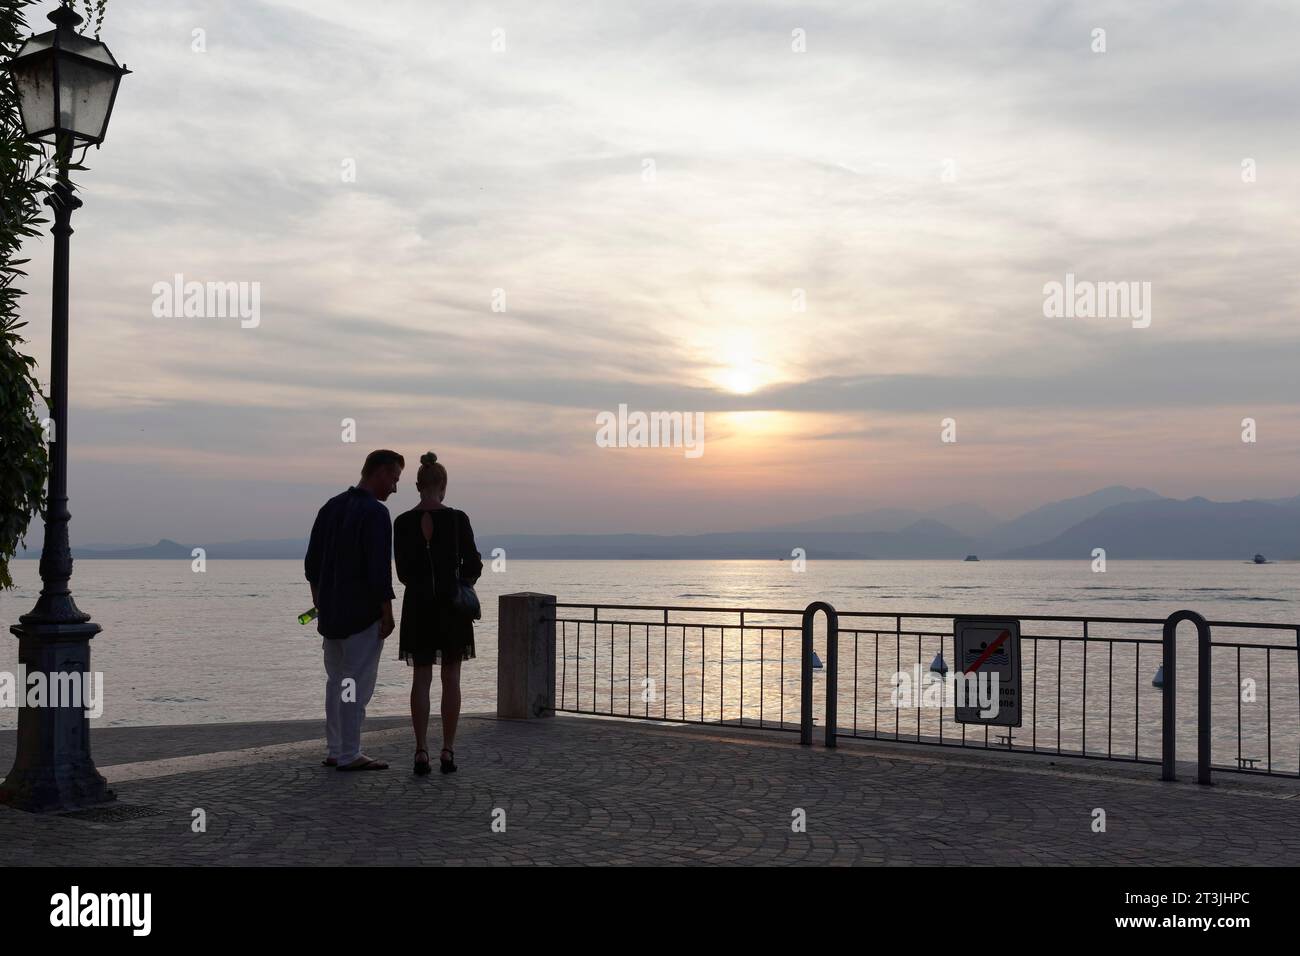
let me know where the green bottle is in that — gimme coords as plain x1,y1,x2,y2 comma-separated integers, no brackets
298,607,318,625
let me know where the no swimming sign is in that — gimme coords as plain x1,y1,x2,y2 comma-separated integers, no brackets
953,618,1023,728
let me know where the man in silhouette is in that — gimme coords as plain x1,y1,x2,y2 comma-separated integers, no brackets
305,450,403,770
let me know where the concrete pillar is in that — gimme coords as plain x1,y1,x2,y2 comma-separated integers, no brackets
497,592,556,719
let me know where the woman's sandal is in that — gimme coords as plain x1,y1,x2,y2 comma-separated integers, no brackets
414,748,431,776
439,748,457,774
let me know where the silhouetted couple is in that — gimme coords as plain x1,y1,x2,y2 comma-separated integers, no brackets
304,449,483,774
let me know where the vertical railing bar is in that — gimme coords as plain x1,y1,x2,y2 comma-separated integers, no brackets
1031,638,1037,752
1236,646,1242,769
915,635,922,742
680,623,685,722
1266,647,1272,773
663,610,668,721
795,608,806,743
1056,637,1063,755
938,634,944,745
759,624,769,728
1196,615,1210,785
780,627,785,728
959,631,966,748
873,631,879,739
547,606,556,717
700,626,705,725
853,631,859,737
895,617,901,741
826,606,838,748
739,611,745,727
1082,622,1089,756
1107,639,1113,758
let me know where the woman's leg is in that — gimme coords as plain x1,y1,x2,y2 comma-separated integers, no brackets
440,659,462,753
410,663,433,755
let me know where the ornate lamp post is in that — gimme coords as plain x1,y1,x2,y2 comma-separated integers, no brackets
0,4,128,811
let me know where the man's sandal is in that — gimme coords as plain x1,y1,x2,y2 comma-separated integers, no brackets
337,757,389,771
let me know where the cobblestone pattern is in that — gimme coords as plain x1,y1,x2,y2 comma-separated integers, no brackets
1,715,1297,865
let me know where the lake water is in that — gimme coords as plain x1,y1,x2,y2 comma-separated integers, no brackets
0,559,1296,772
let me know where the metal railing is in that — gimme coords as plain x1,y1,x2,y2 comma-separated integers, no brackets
553,603,810,732
549,601,1300,782
1202,616,1300,778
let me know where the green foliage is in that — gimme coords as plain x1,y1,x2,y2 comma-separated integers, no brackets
1,0,49,588
75,0,106,39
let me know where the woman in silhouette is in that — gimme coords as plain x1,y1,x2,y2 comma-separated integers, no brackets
393,452,483,774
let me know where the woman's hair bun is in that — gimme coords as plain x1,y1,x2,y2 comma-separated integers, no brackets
420,451,438,466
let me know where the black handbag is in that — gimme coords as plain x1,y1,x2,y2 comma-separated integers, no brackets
447,510,482,622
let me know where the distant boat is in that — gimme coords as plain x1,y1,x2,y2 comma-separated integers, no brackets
1254,553,1268,564
964,554,980,562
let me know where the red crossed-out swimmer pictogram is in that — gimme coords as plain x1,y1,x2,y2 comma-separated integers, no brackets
963,629,1011,675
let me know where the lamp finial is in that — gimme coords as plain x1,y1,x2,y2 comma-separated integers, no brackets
48,4,85,30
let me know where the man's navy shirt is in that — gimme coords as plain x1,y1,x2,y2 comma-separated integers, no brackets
304,486,395,639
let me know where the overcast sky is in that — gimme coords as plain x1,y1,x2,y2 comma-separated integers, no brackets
12,0,1300,545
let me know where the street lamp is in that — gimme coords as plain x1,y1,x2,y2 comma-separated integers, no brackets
0,3,128,811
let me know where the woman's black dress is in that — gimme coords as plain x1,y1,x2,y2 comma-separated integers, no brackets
393,506,483,666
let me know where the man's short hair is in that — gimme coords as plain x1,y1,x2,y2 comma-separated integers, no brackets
361,449,405,477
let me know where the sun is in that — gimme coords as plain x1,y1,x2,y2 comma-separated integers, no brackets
719,362,760,395
713,339,770,395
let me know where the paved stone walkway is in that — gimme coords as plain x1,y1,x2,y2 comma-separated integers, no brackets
1,714,1298,865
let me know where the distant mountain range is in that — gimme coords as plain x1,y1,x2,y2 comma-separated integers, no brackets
25,539,311,560
1004,495,1300,559
15,486,1299,561
757,501,1004,538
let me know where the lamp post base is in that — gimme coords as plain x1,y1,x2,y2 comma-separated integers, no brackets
0,624,114,812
